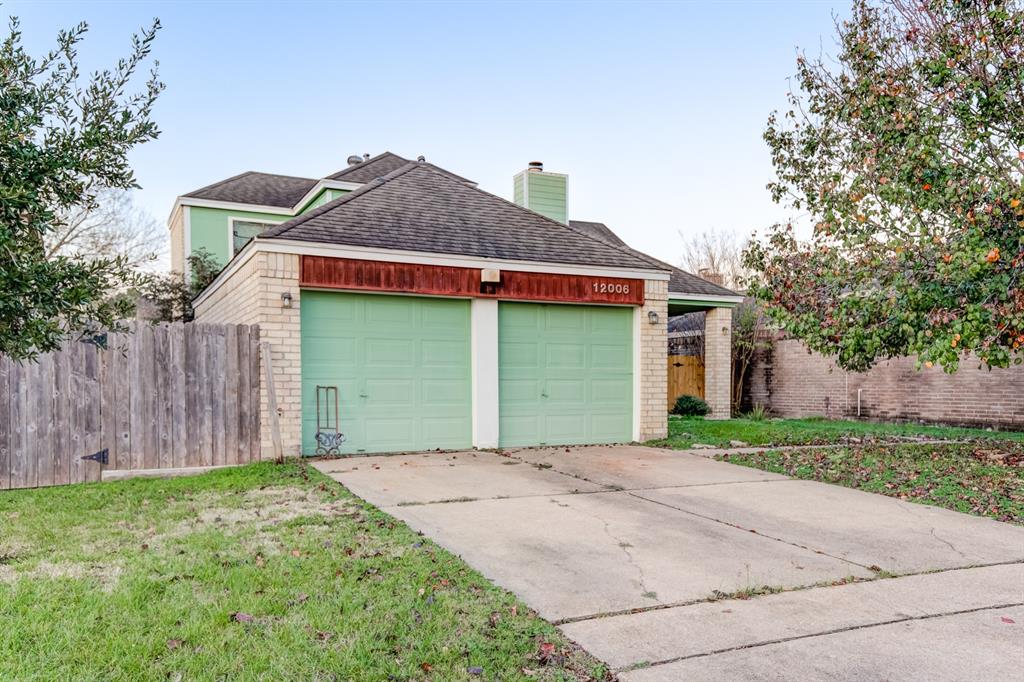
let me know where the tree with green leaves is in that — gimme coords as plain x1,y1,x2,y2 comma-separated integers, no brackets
0,17,163,360
139,248,221,323
745,0,1023,372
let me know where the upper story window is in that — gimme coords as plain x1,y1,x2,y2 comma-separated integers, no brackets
232,219,278,255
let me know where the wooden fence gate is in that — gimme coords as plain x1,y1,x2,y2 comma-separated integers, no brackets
667,355,705,410
0,322,261,490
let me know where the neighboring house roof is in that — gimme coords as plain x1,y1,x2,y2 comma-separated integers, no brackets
668,312,705,333
261,161,665,271
568,220,627,247
183,171,318,208
567,220,739,297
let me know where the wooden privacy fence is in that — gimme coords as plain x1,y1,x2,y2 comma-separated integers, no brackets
0,322,261,490
667,355,705,410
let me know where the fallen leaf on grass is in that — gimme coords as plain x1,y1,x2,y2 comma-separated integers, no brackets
468,666,484,675
231,612,254,623
167,639,183,651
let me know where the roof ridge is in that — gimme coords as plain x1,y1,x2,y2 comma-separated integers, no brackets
326,151,407,180
261,161,422,239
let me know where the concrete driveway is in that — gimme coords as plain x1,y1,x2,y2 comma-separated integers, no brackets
315,445,1024,680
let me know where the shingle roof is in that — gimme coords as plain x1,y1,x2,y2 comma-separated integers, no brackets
568,220,627,247
567,220,739,297
261,162,666,271
183,171,317,208
327,152,475,185
326,152,411,183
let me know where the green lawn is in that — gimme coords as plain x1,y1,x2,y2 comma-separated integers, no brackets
718,442,1024,524
650,415,1024,450
0,463,606,681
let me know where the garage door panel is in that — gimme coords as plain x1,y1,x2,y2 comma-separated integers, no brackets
420,299,471,329
366,338,414,366
499,415,541,446
591,343,630,368
421,339,470,366
544,306,585,332
302,291,471,454
363,417,416,450
364,297,415,325
501,342,540,367
547,379,586,402
302,336,357,365
546,343,586,368
501,304,540,332
500,379,541,403
421,379,469,404
422,417,471,444
545,414,587,441
589,307,631,333
364,378,416,405
499,302,632,447
592,378,631,403
590,413,632,441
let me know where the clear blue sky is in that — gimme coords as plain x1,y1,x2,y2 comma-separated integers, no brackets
9,1,843,263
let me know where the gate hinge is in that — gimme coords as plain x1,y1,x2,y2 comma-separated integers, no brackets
82,448,109,465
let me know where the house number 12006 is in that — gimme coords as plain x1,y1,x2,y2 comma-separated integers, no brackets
592,281,630,294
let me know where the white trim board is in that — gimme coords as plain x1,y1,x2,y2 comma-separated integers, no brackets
668,292,744,305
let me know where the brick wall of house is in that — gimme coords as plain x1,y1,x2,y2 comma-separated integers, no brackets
194,251,303,458
748,338,1024,429
639,279,669,440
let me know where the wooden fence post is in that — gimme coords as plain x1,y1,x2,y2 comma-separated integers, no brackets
260,341,284,463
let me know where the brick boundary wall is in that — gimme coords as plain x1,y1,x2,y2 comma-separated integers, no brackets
747,338,1024,429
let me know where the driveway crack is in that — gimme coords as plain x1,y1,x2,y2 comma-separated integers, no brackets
929,527,967,558
589,507,659,605
627,491,877,572
616,601,1024,673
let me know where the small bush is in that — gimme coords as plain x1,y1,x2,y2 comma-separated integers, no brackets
745,404,768,421
672,394,709,416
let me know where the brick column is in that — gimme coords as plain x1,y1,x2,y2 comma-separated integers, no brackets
638,279,669,440
255,252,303,458
704,306,732,419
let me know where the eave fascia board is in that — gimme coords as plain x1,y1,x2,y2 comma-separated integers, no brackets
193,238,670,309
667,292,744,307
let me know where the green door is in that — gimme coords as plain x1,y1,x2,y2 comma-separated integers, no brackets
301,291,472,455
498,302,633,447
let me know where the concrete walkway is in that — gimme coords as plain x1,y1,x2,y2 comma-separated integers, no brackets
315,445,1024,679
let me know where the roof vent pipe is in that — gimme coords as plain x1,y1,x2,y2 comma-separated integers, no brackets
346,155,363,165
527,161,544,172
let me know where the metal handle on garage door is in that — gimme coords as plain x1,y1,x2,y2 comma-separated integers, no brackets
540,382,548,399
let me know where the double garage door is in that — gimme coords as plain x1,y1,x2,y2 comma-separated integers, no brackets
301,291,632,454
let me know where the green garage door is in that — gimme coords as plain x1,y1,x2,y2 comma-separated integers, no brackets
301,291,472,455
498,302,633,447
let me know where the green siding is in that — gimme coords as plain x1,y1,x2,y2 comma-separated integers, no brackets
498,302,632,447
525,173,567,223
188,206,286,267
513,174,525,206
297,188,350,215
301,291,472,455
